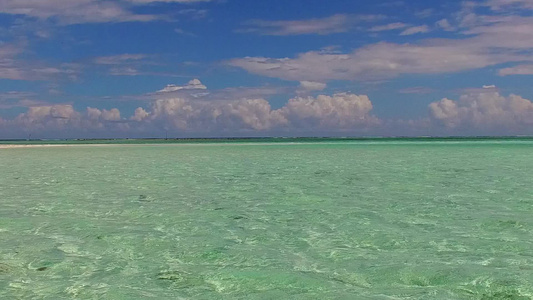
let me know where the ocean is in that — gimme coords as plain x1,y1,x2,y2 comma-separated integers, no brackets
1,139,532,299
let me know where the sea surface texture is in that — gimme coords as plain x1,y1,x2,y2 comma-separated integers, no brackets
1,140,532,299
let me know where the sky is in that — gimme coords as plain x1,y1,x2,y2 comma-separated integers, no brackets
1,0,533,138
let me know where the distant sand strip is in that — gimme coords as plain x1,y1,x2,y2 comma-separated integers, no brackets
0,144,122,149
0,144,71,149
0,143,308,149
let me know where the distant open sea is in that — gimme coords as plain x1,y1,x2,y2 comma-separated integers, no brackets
1,138,532,299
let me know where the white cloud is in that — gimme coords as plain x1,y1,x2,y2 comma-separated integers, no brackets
415,9,434,18
484,0,533,10
108,67,140,76
4,89,380,135
211,86,288,100
92,53,178,77
499,64,533,75
93,54,146,65
398,87,434,94
0,99,48,109
0,0,155,24
7,104,129,133
369,22,408,32
0,0,211,24
85,107,123,129
0,91,36,101
299,81,327,91
239,14,384,36
0,42,28,80
400,25,430,35
140,92,379,132
436,19,455,31
275,93,380,129
429,90,533,130
87,107,121,121
229,1,533,84
157,79,207,93
229,41,509,82
14,104,80,130
131,107,150,122
230,10,533,83
0,41,79,80
5,87,532,136
461,16,533,50
136,97,284,131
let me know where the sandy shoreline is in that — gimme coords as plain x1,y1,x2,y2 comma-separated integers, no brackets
0,143,293,149
0,142,335,149
0,143,295,149
0,144,114,149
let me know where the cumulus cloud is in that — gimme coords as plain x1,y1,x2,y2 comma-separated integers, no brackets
239,14,384,36
135,92,379,132
5,87,533,136
429,90,533,130
4,104,129,134
3,88,380,135
13,105,81,130
84,107,125,129
275,93,380,129
141,97,284,131
87,107,121,121
131,107,150,122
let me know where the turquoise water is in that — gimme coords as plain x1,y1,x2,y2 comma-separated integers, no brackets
1,140,532,299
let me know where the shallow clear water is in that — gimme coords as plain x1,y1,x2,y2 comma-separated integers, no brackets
1,141,532,299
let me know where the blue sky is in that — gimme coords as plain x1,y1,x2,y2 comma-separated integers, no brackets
1,0,533,138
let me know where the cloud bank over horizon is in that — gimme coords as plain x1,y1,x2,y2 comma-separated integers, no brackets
2,80,532,138
0,80,382,137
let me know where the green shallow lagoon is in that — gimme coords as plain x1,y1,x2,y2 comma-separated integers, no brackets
1,140,532,299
